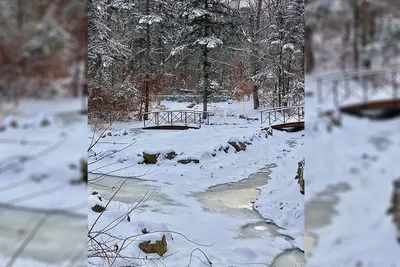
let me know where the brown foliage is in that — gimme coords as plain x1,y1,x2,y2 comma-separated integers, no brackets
88,88,139,124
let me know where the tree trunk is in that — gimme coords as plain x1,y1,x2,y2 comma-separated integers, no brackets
17,0,23,29
352,0,360,70
251,0,262,110
202,46,209,120
71,63,80,97
202,0,210,120
144,0,151,120
305,25,314,73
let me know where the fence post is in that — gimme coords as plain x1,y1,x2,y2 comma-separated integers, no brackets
268,112,271,125
185,112,187,126
332,80,339,108
283,108,286,123
362,75,368,102
344,75,350,99
198,113,201,128
317,78,323,103
298,107,300,121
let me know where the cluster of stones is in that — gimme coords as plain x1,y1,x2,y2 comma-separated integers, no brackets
0,118,51,132
139,128,273,165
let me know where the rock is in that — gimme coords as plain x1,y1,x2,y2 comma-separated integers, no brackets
143,152,160,164
387,178,400,243
228,141,247,152
295,161,305,195
186,103,196,108
91,204,105,213
164,151,177,160
0,125,6,132
177,158,200,164
123,131,128,135
40,118,50,127
239,114,247,119
138,235,167,256
223,146,229,153
80,159,87,183
9,120,18,128
107,132,112,136
246,117,259,121
211,152,216,157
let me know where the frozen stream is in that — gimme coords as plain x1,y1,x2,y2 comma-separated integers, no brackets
0,208,86,265
0,109,87,266
305,182,351,258
89,166,305,266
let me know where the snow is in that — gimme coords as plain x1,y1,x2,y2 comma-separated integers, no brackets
0,97,87,266
139,15,163,25
305,73,400,266
88,98,305,266
195,37,223,48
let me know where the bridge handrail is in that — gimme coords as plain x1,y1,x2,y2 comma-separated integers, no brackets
141,110,211,116
259,105,304,113
312,66,399,81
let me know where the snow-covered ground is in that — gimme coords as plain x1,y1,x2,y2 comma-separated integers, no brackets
88,99,305,266
0,98,87,266
305,73,400,266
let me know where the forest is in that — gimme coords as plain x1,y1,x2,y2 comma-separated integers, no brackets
306,0,400,72
0,0,87,101
88,0,305,122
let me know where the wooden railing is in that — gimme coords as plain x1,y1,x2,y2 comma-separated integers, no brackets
314,67,399,107
140,110,210,128
260,106,304,125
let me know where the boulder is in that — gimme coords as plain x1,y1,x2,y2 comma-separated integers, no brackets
143,152,160,164
91,204,105,213
164,151,177,160
228,141,247,152
138,235,167,256
40,118,50,127
177,158,200,164
9,120,18,128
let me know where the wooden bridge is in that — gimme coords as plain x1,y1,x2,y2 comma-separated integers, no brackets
141,110,210,129
260,106,304,131
314,67,400,119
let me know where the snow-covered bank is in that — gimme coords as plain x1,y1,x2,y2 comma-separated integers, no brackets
305,74,400,266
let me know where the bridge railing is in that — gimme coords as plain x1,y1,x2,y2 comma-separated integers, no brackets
314,67,399,107
260,106,304,125
140,110,210,128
